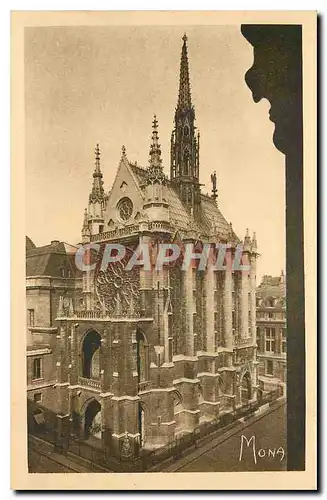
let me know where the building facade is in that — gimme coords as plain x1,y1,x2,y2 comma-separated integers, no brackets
26,238,83,421
28,35,260,459
256,272,287,395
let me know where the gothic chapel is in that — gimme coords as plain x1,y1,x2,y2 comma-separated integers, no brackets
55,35,258,458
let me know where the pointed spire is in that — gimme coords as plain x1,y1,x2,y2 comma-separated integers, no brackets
81,207,90,242
146,115,165,184
243,228,252,252
251,231,257,253
149,114,162,168
68,297,74,317
95,143,101,171
177,33,192,111
121,145,126,158
171,35,200,211
89,143,104,202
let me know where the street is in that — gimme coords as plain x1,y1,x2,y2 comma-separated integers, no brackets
162,402,287,472
28,436,92,473
28,402,286,473
28,449,75,473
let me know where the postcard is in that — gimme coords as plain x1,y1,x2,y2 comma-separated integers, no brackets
11,10,317,490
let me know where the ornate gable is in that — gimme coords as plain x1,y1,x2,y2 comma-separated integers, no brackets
103,149,145,229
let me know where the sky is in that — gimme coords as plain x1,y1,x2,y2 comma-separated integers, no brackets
25,25,285,282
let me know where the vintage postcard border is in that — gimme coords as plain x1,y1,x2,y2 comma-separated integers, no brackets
11,10,316,490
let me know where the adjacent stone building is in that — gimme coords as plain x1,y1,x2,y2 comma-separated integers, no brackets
256,272,287,395
26,237,82,416
27,35,260,459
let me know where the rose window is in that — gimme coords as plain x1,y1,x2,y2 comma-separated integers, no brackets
117,197,133,221
95,253,139,317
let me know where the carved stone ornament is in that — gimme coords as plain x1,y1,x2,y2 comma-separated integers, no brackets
95,251,139,317
121,431,133,459
117,197,133,222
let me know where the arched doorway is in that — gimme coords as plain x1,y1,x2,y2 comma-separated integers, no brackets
241,371,252,404
82,330,101,379
84,399,101,440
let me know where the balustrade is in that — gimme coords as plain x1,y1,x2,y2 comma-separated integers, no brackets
79,376,101,390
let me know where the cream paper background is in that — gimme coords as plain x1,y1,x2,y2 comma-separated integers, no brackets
11,10,316,490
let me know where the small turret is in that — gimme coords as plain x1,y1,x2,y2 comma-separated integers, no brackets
86,144,106,236
243,227,252,252
89,143,104,203
251,231,257,253
143,115,169,222
81,208,91,243
146,115,166,186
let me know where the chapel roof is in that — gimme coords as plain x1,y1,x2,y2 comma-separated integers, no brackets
128,162,236,240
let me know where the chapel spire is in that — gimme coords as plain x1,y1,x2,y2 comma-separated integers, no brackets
177,33,192,112
170,35,200,212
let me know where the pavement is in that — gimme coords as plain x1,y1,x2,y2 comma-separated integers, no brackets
157,399,287,472
28,436,92,473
